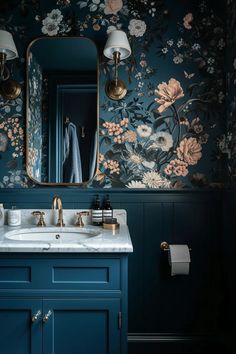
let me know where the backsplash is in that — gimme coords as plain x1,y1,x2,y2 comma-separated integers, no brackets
0,0,227,189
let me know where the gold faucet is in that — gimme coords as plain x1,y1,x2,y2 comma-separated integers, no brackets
32,211,46,227
52,195,65,227
75,211,90,227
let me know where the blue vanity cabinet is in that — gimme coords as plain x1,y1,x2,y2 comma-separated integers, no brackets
43,299,121,354
0,254,129,354
0,299,42,354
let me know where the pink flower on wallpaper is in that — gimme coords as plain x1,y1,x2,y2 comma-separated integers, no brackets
164,159,189,177
183,13,193,30
155,78,184,113
177,137,202,165
104,0,123,15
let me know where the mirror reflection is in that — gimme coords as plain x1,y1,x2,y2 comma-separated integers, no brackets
26,37,98,185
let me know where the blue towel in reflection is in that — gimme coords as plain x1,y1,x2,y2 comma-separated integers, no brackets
63,122,82,183
89,129,97,180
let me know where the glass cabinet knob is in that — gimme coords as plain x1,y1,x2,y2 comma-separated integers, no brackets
43,310,52,323
32,310,41,323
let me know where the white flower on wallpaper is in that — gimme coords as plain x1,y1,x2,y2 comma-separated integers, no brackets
0,170,29,188
46,9,63,23
173,54,184,64
142,171,171,189
126,172,171,189
41,9,71,36
128,19,147,37
149,132,174,152
42,14,61,36
136,125,152,138
126,180,145,188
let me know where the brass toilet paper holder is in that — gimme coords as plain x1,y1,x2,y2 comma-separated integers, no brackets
160,241,192,251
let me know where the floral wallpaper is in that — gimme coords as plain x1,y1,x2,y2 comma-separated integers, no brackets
27,51,43,182
0,0,227,189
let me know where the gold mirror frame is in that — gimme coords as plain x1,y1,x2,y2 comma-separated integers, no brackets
25,36,99,186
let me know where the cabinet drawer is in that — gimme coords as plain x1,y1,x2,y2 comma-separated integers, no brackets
0,260,32,288
0,257,121,291
48,258,121,290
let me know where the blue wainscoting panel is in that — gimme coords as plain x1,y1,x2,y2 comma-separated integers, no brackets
222,189,236,354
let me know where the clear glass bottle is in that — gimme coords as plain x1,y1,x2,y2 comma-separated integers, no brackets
0,204,4,227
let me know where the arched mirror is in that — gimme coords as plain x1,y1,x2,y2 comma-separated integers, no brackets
26,37,98,185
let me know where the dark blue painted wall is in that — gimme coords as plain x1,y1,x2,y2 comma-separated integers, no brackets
222,190,236,354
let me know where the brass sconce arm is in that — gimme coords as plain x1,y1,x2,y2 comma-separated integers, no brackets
105,51,127,101
0,52,9,81
103,30,131,101
113,51,120,85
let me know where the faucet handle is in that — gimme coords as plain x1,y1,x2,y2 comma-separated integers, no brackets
32,211,46,227
75,211,90,227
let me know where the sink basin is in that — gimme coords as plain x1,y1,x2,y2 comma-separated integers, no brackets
4,227,101,243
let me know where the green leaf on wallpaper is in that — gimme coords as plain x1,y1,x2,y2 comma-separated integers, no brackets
131,114,152,126
105,150,121,160
112,143,124,152
100,136,112,145
153,117,165,130
7,159,17,170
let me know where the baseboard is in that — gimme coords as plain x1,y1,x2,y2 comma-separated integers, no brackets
128,333,222,343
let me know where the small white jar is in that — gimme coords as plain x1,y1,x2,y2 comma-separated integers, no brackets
0,204,4,227
8,207,21,226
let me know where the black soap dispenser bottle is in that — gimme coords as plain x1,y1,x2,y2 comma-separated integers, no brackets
103,194,113,222
92,195,103,226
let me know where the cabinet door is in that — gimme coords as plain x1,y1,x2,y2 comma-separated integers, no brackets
0,299,42,354
43,299,121,354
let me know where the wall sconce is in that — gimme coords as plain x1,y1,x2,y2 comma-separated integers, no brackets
103,30,131,101
0,30,21,100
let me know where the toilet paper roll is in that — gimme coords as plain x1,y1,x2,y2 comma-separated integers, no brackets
168,244,191,276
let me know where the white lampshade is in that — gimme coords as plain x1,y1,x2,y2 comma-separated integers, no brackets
103,30,131,60
0,30,18,60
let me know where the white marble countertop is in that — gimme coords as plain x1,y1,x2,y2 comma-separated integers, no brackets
0,224,133,253
0,209,133,253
